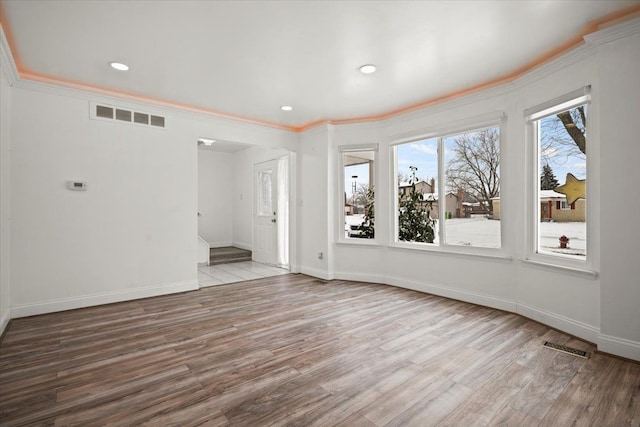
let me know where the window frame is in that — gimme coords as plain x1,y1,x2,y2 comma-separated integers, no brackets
338,144,379,245
389,115,506,256
524,86,597,274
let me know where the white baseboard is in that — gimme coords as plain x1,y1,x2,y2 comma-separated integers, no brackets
334,271,384,284
11,280,199,318
598,334,640,362
386,274,517,313
232,241,252,251
0,308,10,337
209,241,233,248
299,266,333,281
516,302,599,344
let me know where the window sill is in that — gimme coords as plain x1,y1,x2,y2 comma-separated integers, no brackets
520,258,598,279
336,239,381,247
388,242,513,263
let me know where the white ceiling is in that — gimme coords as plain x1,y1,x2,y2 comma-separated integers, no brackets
2,0,638,131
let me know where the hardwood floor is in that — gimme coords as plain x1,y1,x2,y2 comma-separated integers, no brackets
1,274,638,426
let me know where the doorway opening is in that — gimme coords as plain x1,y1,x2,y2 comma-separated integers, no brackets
197,140,293,287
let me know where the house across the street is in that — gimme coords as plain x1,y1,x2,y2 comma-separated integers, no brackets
492,190,585,222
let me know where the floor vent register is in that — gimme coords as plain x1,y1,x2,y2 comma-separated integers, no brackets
543,341,589,358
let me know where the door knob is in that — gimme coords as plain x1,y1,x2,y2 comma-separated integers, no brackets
271,219,277,223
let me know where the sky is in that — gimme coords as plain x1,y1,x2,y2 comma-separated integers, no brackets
344,163,370,200
394,123,584,193
396,137,438,184
541,149,586,182
345,118,585,201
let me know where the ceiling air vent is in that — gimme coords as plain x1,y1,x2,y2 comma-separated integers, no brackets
93,103,166,129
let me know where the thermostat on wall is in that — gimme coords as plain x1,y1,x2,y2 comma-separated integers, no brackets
68,181,87,191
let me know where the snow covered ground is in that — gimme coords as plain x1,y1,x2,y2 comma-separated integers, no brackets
538,220,586,256
345,214,586,257
434,217,500,248
435,217,585,256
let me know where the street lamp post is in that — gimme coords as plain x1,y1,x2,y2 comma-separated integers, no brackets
352,175,358,213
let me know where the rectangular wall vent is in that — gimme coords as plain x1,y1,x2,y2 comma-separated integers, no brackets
150,115,165,127
96,105,114,119
115,109,132,122
134,112,149,125
92,103,166,129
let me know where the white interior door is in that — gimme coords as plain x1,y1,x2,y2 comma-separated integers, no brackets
253,160,278,265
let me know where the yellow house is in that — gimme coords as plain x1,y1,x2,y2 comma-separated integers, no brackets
492,190,585,222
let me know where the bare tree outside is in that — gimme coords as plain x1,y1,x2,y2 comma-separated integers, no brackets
445,128,500,213
540,106,586,167
397,172,412,184
352,183,371,214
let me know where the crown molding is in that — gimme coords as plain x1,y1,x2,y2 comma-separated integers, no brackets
584,16,640,47
510,43,596,91
0,24,18,84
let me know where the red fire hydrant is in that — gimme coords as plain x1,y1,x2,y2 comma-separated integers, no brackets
559,235,569,249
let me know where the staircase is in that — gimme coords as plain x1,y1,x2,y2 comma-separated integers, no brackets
209,247,252,265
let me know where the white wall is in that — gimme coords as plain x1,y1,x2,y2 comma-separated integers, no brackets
197,149,233,247
0,59,11,334
598,30,640,356
9,87,199,316
6,76,296,317
298,125,333,279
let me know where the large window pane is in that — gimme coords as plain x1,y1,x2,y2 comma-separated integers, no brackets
343,151,375,239
537,104,587,259
444,127,501,248
396,138,438,244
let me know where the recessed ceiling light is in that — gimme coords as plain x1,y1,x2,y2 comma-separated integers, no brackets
109,62,129,71
281,105,293,111
198,138,216,146
359,64,377,74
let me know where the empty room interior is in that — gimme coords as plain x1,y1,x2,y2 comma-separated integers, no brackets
1,1,639,425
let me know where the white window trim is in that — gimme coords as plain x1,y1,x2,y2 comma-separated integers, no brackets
524,86,597,275
338,144,378,245
389,116,506,256
524,86,591,121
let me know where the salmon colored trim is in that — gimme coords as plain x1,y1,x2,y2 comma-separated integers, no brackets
2,4,640,134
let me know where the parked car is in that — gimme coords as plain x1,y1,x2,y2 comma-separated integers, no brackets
345,214,365,238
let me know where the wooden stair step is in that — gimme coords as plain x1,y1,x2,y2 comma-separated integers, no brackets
209,247,252,265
